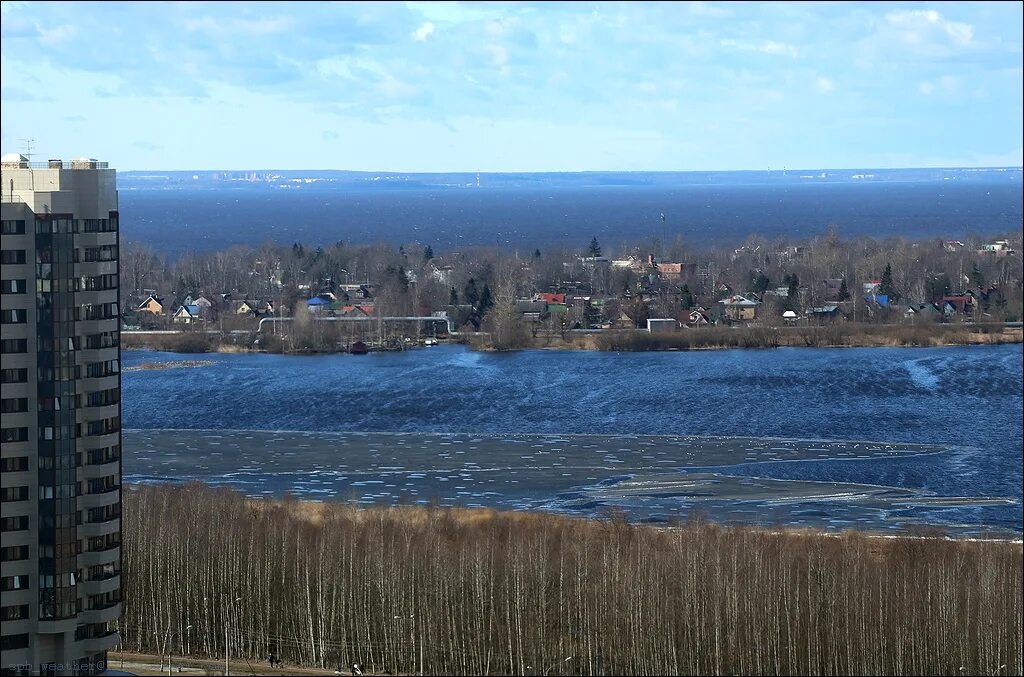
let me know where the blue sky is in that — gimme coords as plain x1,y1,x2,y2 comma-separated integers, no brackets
1,1,1021,171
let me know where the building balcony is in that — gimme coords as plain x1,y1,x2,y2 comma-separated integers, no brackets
75,374,119,394
0,467,32,489
82,629,121,654
37,615,80,636
78,546,119,568
0,586,33,606
78,459,120,480
81,601,122,624
79,487,121,510
79,574,120,597
78,518,120,541
75,317,119,336
76,403,120,425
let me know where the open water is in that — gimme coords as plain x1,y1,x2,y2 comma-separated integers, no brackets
121,344,1024,534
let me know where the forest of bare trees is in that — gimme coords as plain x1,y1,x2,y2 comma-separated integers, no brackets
119,484,1023,676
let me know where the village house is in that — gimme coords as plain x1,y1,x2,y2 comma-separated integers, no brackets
978,240,1015,257
234,299,274,317
655,262,688,280
686,307,710,327
719,295,760,321
647,318,678,333
942,294,976,316
172,304,203,324
137,295,164,314
808,305,844,324
905,303,941,321
306,296,331,314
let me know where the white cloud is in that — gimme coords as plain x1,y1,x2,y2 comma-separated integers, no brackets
759,41,798,57
412,22,435,41
183,16,292,37
721,39,798,58
884,9,974,49
917,75,962,97
815,76,835,93
483,43,507,68
36,24,76,46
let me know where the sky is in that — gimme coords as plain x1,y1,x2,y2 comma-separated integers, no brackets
1,1,1022,172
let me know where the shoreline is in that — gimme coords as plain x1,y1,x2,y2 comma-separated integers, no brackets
121,322,1023,354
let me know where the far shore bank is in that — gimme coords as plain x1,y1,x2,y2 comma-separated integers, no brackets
121,322,1023,355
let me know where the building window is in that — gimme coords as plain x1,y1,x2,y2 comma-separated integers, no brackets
85,389,120,408
0,279,27,294
0,338,28,353
0,398,28,413
0,575,29,591
0,633,30,651
0,457,29,473
84,417,120,437
0,427,29,443
82,245,118,262
0,309,27,324
0,545,29,561
0,486,29,502
0,516,29,532
0,368,29,383
1,604,30,621
0,249,26,264
0,219,26,235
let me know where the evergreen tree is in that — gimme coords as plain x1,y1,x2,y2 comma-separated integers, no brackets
464,278,480,309
837,278,850,301
681,284,695,309
879,263,898,300
588,237,602,257
423,245,434,261
752,272,771,294
478,284,494,314
449,286,458,306
785,273,800,311
969,262,985,289
925,273,951,304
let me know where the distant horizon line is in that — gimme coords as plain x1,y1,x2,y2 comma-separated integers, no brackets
116,165,1024,175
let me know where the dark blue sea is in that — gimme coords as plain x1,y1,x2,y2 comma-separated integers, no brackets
121,344,1024,535
119,180,1023,255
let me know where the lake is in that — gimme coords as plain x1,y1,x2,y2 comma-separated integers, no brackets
121,344,1024,534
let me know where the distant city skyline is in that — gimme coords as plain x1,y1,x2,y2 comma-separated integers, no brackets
1,1,1022,172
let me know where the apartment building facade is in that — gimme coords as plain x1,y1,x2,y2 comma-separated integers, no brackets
1,155,122,676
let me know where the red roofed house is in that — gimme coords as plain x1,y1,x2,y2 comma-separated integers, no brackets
942,294,975,316
536,293,566,305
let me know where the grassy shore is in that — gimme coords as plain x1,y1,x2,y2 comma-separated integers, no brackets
122,322,1022,354
119,483,1023,676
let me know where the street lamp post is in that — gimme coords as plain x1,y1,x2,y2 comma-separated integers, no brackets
225,597,242,676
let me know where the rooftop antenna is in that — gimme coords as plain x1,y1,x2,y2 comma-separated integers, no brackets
19,138,35,189
660,212,667,259
18,138,35,162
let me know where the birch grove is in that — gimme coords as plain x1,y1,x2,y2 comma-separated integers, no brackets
119,484,1023,676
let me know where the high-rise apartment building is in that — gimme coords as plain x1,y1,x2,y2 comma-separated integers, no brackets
1,155,121,677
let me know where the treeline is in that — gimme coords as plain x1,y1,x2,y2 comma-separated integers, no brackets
119,484,1023,676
